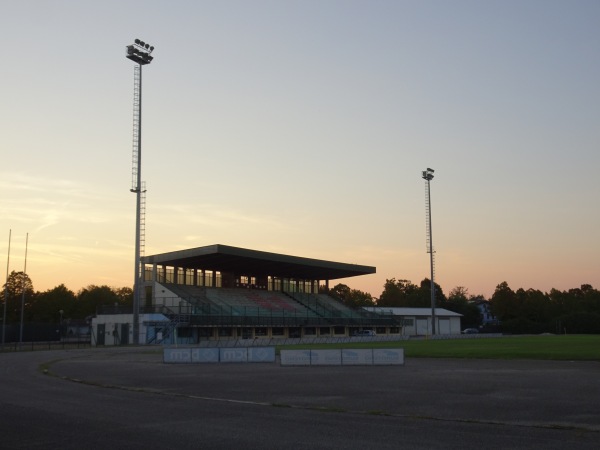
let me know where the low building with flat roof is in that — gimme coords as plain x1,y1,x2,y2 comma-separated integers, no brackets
364,307,463,336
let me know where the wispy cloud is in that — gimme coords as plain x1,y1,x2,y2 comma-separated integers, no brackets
0,172,128,233
0,173,82,196
0,172,124,203
153,202,293,231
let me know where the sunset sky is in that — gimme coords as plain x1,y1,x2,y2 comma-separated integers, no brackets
1,0,599,299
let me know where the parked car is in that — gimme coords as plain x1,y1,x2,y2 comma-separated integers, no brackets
352,330,376,336
462,328,479,334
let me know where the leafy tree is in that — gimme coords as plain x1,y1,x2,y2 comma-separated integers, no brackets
442,286,481,327
582,285,600,313
548,288,570,318
566,286,588,313
329,283,351,301
3,270,34,298
1,271,34,323
75,285,121,318
30,284,77,323
377,279,422,307
114,287,134,307
420,278,447,307
565,284,600,314
490,281,517,321
328,284,374,308
516,288,550,324
448,286,469,302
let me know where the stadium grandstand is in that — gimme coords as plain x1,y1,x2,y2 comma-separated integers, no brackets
93,244,401,345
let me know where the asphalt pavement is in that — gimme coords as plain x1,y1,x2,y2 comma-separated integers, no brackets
0,346,598,449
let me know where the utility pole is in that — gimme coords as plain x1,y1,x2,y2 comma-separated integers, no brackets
2,229,11,350
19,233,28,345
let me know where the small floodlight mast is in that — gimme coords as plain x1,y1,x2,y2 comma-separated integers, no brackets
126,39,155,345
422,167,436,335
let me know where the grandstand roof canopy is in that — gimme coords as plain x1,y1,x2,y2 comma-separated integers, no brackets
142,244,376,280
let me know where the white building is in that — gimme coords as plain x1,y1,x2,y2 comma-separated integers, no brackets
91,313,168,346
363,307,462,336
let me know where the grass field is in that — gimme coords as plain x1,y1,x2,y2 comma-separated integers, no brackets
276,335,600,361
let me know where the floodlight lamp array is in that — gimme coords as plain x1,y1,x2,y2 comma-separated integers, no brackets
126,39,155,65
422,168,434,181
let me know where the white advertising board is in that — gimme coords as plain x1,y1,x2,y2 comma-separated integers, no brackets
310,349,342,365
373,349,404,365
165,347,276,364
280,348,405,366
191,348,220,363
248,347,276,362
163,348,192,363
220,348,248,363
342,349,373,365
280,349,311,366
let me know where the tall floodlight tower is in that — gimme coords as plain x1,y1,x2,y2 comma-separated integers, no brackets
422,168,436,335
126,39,154,345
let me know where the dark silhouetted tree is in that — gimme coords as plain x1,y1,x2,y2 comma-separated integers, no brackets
329,283,374,308
2,271,34,323
420,278,446,307
490,281,517,321
442,286,481,327
30,284,77,323
377,279,422,307
75,285,120,318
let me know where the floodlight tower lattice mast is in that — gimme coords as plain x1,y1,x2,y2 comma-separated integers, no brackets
126,39,154,345
422,168,436,336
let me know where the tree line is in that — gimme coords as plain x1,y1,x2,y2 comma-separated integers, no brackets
328,278,480,328
1,271,132,325
328,278,600,334
488,281,600,334
3,270,599,333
